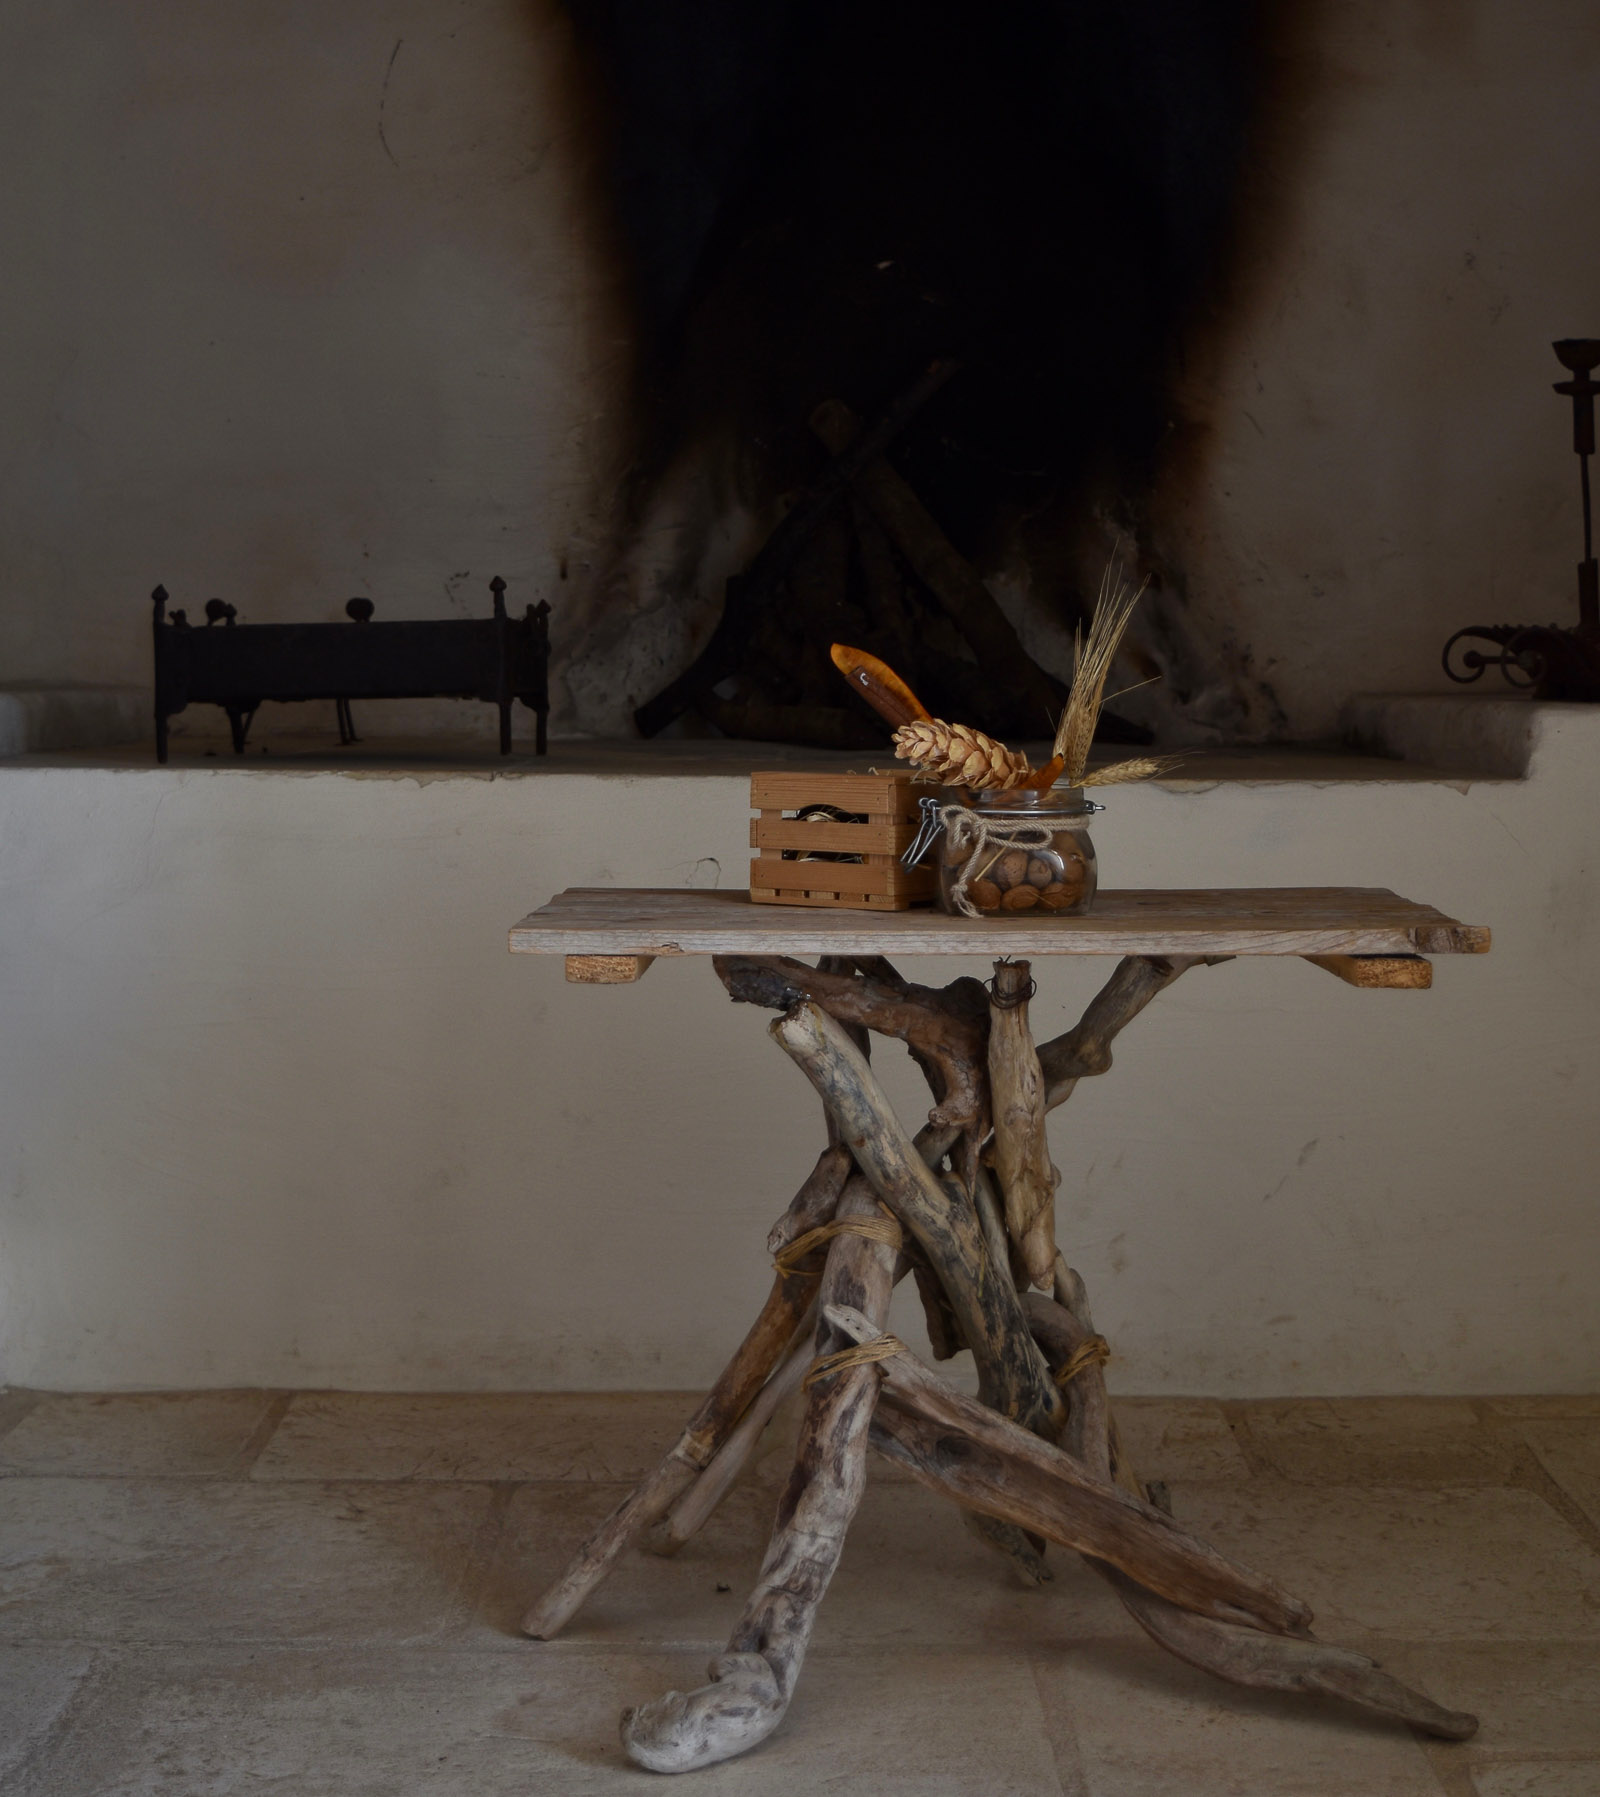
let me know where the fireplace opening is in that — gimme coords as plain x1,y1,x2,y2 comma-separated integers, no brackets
562,0,1272,750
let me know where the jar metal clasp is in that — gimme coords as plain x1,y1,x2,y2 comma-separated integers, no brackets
901,794,946,870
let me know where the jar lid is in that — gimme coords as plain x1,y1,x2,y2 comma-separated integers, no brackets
966,786,1103,818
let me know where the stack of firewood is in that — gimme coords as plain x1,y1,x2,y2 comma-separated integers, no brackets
635,360,1152,753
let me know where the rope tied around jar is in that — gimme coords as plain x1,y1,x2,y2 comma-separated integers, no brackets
940,804,1059,920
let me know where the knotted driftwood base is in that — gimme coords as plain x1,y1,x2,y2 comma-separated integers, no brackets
522,952,1479,1773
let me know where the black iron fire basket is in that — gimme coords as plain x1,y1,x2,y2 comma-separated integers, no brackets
1442,339,1600,700
151,577,549,762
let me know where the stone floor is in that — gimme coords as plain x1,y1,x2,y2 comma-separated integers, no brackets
1,1388,1597,1795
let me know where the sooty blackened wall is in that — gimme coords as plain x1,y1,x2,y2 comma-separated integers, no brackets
568,0,1264,622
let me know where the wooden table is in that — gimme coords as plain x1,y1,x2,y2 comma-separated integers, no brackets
510,887,1490,1773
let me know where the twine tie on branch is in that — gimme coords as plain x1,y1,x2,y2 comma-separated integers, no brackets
941,805,1058,920
987,961,1038,1009
803,1334,907,1390
773,1212,904,1277
1053,1335,1111,1387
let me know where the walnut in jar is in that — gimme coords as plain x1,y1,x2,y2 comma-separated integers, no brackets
994,848,1030,889
933,790,1099,918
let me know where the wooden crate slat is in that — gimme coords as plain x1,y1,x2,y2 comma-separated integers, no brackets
750,816,917,855
750,771,921,816
749,858,931,899
750,887,907,910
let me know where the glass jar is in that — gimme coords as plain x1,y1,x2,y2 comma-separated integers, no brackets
929,788,1100,918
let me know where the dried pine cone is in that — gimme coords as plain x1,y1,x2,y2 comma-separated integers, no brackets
892,719,1031,790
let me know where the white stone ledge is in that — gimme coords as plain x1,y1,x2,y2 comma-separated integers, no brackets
1341,693,1545,779
0,692,1561,786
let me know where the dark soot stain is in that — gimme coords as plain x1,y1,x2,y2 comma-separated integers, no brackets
565,0,1265,564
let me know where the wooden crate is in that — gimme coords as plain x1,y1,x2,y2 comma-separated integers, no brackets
749,771,935,910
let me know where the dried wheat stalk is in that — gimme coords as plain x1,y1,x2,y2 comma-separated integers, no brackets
1082,754,1187,788
1052,560,1146,787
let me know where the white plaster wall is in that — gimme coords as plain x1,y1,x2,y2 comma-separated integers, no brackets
2,706,1595,1396
0,0,626,731
1162,0,1600,736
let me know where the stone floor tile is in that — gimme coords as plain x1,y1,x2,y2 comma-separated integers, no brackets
1515,1421,1600,1531
1111,1399,1250,1481
476,1473,1139,1652
1328,1399,1482,1429
1238,1397,1523,1486
24,1644,1065,1796
477,1480,758,1649
1032,1640,1441,1796
19,1385,1600,1794
0,1478,494,1645
1484,1397,1600,1420
0,1645,96,1788
252,1389,697,1482
0,1393,278,1480
1373,1642,1600,1756
822,1478,1142,1652
1239,1398,1471,1430
0,1388,42,1440
1469,1766,1600,1796
1166,1481,1600,1640
633,1649,1063,1795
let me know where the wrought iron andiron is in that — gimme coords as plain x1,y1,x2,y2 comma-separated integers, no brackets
151,576,550,761
1442,338,1600,698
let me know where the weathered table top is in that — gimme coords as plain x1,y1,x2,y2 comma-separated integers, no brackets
510,887,1489,961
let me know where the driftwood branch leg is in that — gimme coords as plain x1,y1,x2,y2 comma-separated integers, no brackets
520,1145,848,1639
1028,1212,1479,1735
1078,1370,1475,1737
767,1141,854,1254
621,1176,898,1773
520,1274,818,1640
716,953,992,1136
1035,965,1476,1734
973,1164,1025,1290
1026,1280,1119,1490
778,956,1063,1581
996,958,1478,1739
772,999,1064,1438
1097,1563,1478,1740
831,1306,1309,1631
988,959,1062,1288
1036,953,1214,1111
845,1306,1477,1737
646,1316,815,1558
771,984,1067,1583
542,947,1476,1760
1055,1303,1476,1737
729,958,1066,1588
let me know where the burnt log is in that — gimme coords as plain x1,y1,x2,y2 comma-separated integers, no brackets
634,359,957,739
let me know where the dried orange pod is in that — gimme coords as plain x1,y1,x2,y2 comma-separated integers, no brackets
830,644,931,728
1017,752,1066,791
